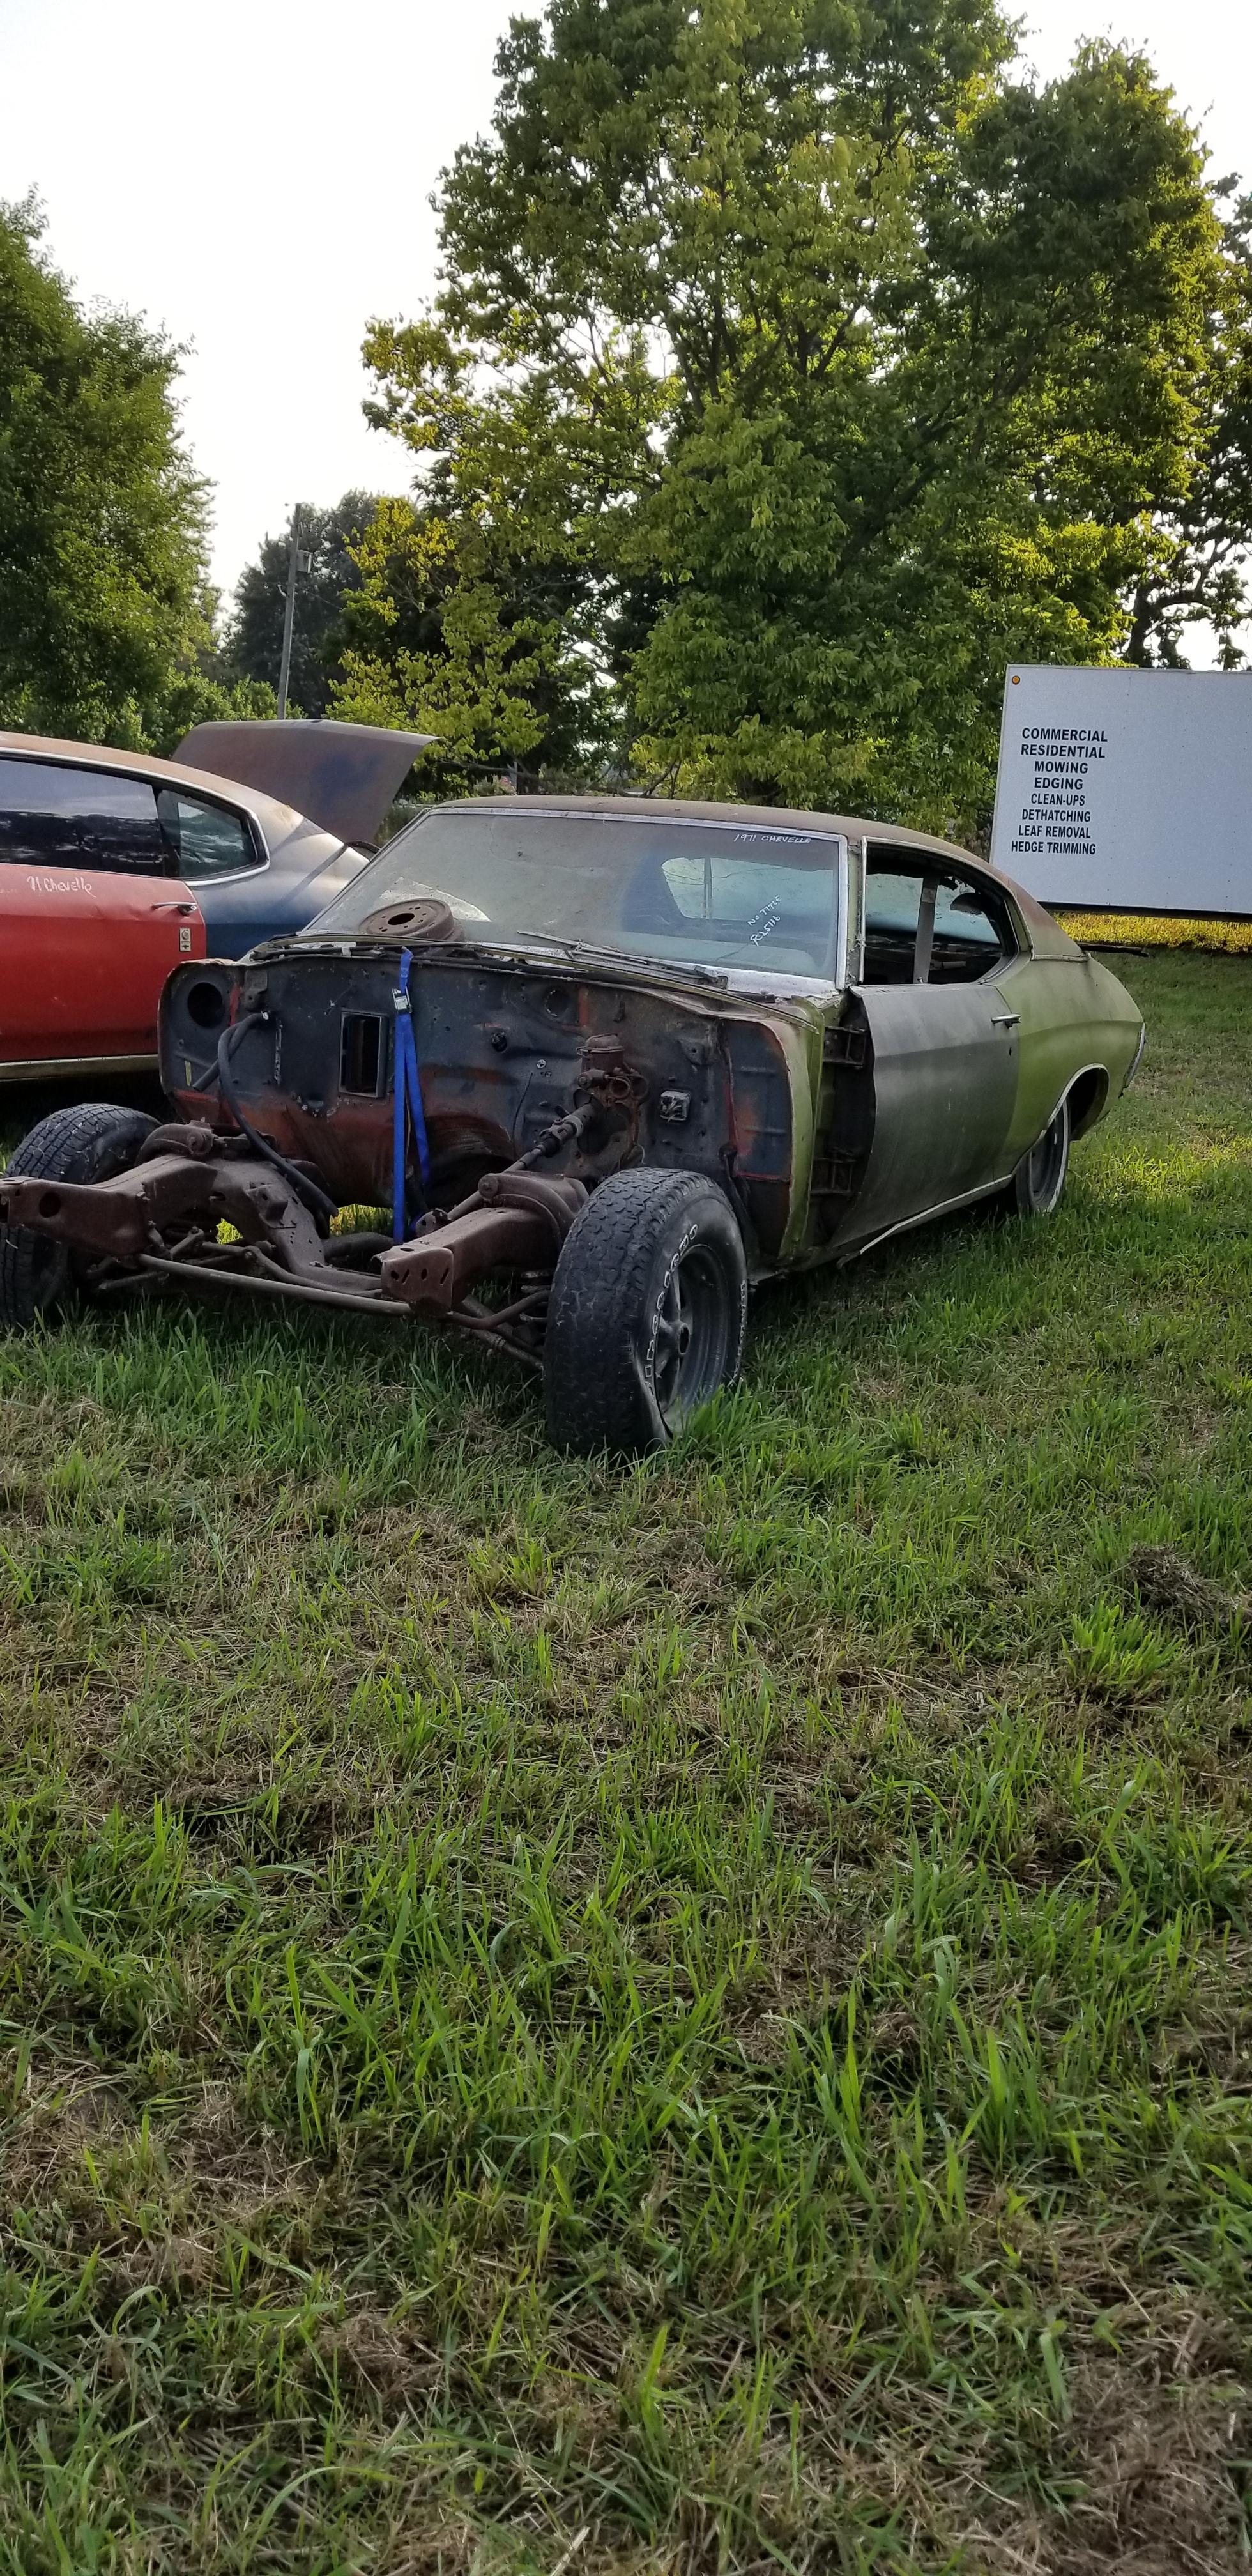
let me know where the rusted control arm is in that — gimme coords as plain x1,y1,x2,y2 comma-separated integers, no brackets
0,1149,590,1320
0,1139,593,1321
0,1152,326,1270
379,1174,587,1312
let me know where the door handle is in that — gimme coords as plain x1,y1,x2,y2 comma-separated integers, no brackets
991,1012,1019,1029
154,901,196,914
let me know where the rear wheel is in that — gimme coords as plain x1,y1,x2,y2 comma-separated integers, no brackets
1004,1098,1070,1218
543,1168,748,1456
0,1102,157,1330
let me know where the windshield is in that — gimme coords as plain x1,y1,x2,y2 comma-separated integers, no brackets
312,806,846,978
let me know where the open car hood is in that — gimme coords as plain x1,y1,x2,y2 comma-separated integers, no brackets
174,719,436,848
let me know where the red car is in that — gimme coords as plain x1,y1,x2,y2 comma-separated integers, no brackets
0,755,206,1082
0,721,431,1085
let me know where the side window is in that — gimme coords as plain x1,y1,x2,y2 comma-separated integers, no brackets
929,873,1014,984
0,757,169,873
862,848,1015,985
155,788,259,880
862,863,925,983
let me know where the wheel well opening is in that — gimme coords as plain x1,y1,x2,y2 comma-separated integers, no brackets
1065,1066,1108,1140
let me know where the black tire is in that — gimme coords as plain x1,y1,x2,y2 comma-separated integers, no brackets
0,1102,158,1330
1004,1097,1071,1218
543,1168,749,1457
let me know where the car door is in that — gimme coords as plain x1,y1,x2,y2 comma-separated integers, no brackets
0,755,204,1074
844,850,1020,1245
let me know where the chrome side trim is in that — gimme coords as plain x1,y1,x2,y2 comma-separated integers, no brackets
851,1174,1013,1259
0,1051,158,1084
187,854,272,888
833,836,850,988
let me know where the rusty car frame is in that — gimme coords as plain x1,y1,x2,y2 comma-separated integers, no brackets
0,796,1145,1453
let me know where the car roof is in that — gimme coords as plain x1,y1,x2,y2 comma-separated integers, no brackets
473,789,975,854
420,793,1074,950
0,728,314,842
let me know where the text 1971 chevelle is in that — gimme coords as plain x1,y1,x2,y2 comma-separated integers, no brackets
0,797,1143,1453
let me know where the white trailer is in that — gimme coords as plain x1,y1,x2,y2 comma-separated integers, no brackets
989,665,1252,916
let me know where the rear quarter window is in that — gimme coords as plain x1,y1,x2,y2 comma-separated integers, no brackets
155,790,259,880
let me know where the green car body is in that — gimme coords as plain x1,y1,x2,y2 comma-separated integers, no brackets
703,811,1145,1270
0,797,1143,1453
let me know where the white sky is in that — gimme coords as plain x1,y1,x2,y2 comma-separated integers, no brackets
1,0,1249,622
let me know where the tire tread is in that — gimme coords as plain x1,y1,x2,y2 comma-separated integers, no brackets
543,1167,745,1455
0,1102,157,1328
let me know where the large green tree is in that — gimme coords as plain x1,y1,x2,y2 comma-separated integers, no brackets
353,2,1248,829
0,196,220,749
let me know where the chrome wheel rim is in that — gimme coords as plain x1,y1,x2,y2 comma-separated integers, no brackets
1025,1109,1067,1211
650,1245,731,1430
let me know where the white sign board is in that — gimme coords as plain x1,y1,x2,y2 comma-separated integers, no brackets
990,666,1252,914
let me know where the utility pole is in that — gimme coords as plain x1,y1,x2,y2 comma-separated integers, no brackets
275,510,312,719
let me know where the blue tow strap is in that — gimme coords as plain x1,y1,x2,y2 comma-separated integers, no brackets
392,946,431,1242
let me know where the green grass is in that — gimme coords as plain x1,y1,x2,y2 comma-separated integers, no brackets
1,949,1251,2573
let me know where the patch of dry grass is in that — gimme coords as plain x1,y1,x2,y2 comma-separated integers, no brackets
1058,909,1252,953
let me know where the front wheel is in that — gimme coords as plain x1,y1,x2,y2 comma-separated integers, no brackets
0,1101,157,1330
1003,1098,1070,1218
542,1169,749,1456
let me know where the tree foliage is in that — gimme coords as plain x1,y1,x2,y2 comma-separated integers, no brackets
353,1,1250,828
1122,192,1252,668
224,493,383,719
330,484,614,777
0,196,222,750
328,332,642,777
